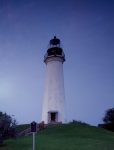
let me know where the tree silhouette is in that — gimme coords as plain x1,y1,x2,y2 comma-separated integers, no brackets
0,111,17,145
103,108,114,124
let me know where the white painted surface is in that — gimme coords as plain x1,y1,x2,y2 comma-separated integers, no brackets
42,56,66,123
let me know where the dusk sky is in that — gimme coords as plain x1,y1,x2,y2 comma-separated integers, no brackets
0,0,114,125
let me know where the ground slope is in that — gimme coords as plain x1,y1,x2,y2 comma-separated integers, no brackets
1,124,114,150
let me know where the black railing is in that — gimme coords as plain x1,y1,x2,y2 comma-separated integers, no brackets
44,52,65,62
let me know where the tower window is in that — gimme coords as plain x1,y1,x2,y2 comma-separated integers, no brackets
48,111,58,123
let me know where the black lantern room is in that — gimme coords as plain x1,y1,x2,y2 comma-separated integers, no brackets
44,36,65,62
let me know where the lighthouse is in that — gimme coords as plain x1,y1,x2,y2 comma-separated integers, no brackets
42,36,66,124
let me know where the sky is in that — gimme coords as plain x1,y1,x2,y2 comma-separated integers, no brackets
0,0,114,126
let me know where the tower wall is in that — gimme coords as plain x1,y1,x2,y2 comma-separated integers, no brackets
42,57,66,123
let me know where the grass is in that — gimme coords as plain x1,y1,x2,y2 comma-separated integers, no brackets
1,124,114,150
16,124,30,133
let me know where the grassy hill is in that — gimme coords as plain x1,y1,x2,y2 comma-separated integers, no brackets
16,124,30,133
1,124,114,150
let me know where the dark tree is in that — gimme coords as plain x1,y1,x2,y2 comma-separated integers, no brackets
0,111,17,145
103,108,114,124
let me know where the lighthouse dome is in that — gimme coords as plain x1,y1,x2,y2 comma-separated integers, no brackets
50,36,60,46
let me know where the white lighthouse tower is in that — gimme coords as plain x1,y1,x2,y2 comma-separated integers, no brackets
42,36,66,124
